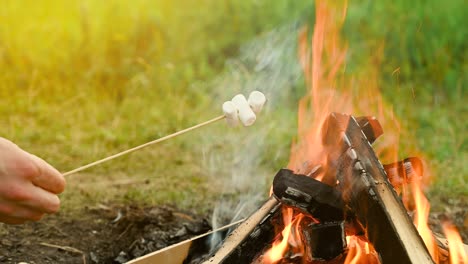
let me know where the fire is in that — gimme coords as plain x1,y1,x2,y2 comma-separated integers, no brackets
265,208,294,262
288,0,350,178
263,207,307,263
411,180,439,262
442,222,468,264
344,236,379,264
265,0,466,263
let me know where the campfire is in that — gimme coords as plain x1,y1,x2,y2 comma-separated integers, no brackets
129,1,467,263
204,113,464,264
202,0,467,263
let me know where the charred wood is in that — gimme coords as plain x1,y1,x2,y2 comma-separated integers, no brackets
383,157,423,191
202,197,281,264
272,169,344,222
300,220,346,261
355,116,383,144
322,113,434,264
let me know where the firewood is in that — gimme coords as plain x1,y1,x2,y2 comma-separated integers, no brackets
355,116,383,144
272,168,344,222
322,113,434,264
434,234,468,264
202,197,281,263
300,220,347,261
383,157,423,191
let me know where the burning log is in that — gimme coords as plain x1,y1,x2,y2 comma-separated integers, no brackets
355,116,383,144
273,169,349,261
203,167,363,263
202,197,281,263
322,113,434,264
300,220,347,261
203,169,349,263
272,169,344,222
383,157,423,191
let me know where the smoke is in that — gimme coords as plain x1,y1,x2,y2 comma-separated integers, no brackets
199,22,305,249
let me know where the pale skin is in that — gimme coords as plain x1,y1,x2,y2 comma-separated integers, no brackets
0,137,65,224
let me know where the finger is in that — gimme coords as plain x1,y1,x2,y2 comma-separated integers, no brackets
28,154,66,194
20,184,61,214
0,202,44,221
0,215,27,225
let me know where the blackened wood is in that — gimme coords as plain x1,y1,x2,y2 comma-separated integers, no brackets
322,113,434,264
206,168,346,264
355,116,384,144
217,207,281,264
272,168,344,222
202,197,281,264
383,157,423,190
301,221,346,261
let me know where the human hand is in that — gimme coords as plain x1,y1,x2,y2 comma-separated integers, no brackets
0,137,66,224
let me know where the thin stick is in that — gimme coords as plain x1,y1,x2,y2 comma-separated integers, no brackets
63,115,225,177
40,242,86,264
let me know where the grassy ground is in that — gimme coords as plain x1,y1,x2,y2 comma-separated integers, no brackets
0,0,466,214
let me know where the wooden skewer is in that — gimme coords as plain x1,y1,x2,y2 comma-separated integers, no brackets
63,115,225,177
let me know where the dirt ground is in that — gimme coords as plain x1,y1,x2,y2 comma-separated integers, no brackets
0,202,466,264
0,204,211,264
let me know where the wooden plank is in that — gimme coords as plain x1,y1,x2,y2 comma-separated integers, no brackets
127,242,191,264
127,219,243,264
202,197,280,263
323,113,434,264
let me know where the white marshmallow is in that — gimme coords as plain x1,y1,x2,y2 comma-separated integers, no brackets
248,91,266,114
231,94,256,126
222,101,239,127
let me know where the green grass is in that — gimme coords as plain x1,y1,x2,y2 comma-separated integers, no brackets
0,0,465,214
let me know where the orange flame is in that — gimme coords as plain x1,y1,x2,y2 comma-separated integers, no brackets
344,236,380,264
263,207,306,263
411,180,439,262
266,208,294,262
288,0,350,177
442,222,468,264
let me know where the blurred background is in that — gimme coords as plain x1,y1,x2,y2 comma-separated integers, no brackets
0,0,466,216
